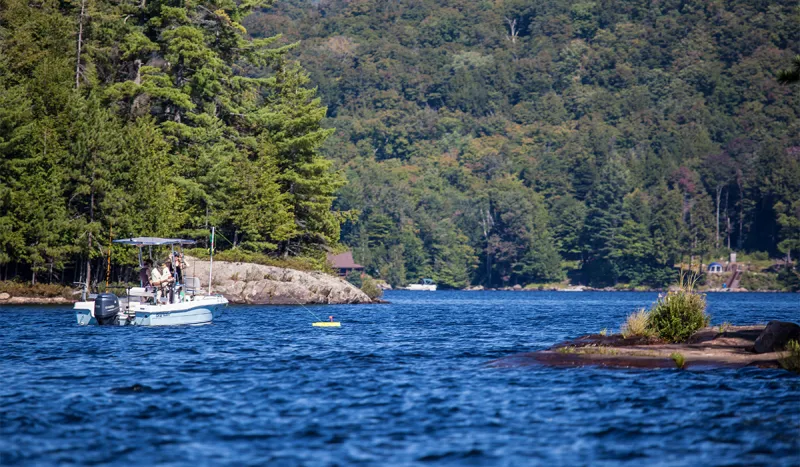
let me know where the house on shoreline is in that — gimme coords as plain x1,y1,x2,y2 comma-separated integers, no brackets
327,251,364,278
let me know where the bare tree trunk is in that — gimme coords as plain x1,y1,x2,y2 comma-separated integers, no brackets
134,59,142,85
75,0,86,89
727,216,731,249
504,17,518,44
480,208,493,285
724,189,730,249
735,172,744,250
86,189,94,294
32,263,36,285
715,185,722,249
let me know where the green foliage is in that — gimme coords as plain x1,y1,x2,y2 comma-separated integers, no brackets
345,270,363,288
2,0,799,290
749,251,770,261
0,281,74,299
670,352,686,369
776,268,800,292
360,276,382,301
244,0,799,289
0,0,347,286
647,277,710,343
778,340,800,374
777,56,800,85
739,271,783,292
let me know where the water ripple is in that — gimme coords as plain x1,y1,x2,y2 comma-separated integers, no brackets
1,291,798,465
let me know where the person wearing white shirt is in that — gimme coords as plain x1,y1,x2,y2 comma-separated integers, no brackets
150,261,174,303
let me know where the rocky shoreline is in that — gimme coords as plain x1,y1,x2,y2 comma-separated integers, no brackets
0,293,76,305
489,321,800,370
185,256,373,305
0,257,375,306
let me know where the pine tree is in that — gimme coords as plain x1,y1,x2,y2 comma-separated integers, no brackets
581,155,630,286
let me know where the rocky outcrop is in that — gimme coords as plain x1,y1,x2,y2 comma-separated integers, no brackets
754,321,800,353
489,324,798,370
182,256,372,305
0,295,76,305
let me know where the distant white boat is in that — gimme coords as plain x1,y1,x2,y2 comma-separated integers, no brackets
558,286,585,292
405,278,437,291
74,236,228,326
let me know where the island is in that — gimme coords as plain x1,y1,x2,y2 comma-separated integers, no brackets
490,321,800,371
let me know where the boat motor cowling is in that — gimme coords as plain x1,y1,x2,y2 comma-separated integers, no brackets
94,293,120,325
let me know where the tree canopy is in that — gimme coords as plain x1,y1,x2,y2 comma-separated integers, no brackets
1,0,798,290
243,0,799,288
0,0,345,286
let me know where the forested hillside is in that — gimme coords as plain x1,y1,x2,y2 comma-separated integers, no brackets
246,0,800,288
0,0,345,286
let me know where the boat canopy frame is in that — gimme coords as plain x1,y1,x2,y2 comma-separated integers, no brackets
113,237,197,247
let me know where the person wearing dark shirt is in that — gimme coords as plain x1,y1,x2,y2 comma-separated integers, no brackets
172,252,184,284
139,259,152,287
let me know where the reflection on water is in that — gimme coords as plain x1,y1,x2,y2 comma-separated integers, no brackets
1,291,798,465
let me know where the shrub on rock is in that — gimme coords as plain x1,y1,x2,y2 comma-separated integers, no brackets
361,277,383,301
779,340,800,374
646,289,709,343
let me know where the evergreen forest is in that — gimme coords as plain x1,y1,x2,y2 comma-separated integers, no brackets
1,0,799,290
0,0,346,287
246,0,800,289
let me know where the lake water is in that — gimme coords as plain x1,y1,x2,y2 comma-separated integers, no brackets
1,291,798,465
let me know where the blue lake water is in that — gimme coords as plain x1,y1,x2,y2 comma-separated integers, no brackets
1,291,798,465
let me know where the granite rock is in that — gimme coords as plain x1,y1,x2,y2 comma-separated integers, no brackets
754,321,800,353
182,256,372,305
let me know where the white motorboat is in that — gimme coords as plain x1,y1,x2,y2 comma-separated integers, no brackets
74,237,228,326
405,278,437,291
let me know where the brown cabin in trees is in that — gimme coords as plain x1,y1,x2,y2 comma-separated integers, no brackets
327,252,364,277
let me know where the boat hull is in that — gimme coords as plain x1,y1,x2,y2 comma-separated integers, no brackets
75,296,228,326
405,284,437,291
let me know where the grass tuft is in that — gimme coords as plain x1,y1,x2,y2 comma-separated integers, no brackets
670,352,686,369
621,308,652,338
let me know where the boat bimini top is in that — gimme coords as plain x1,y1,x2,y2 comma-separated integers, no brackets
113,237,197,247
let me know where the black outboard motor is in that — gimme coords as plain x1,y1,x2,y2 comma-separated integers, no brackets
94,293,120,325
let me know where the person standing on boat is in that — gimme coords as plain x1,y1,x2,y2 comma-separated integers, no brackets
172,252,184,284
139,260,154,304
140,259,152,288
